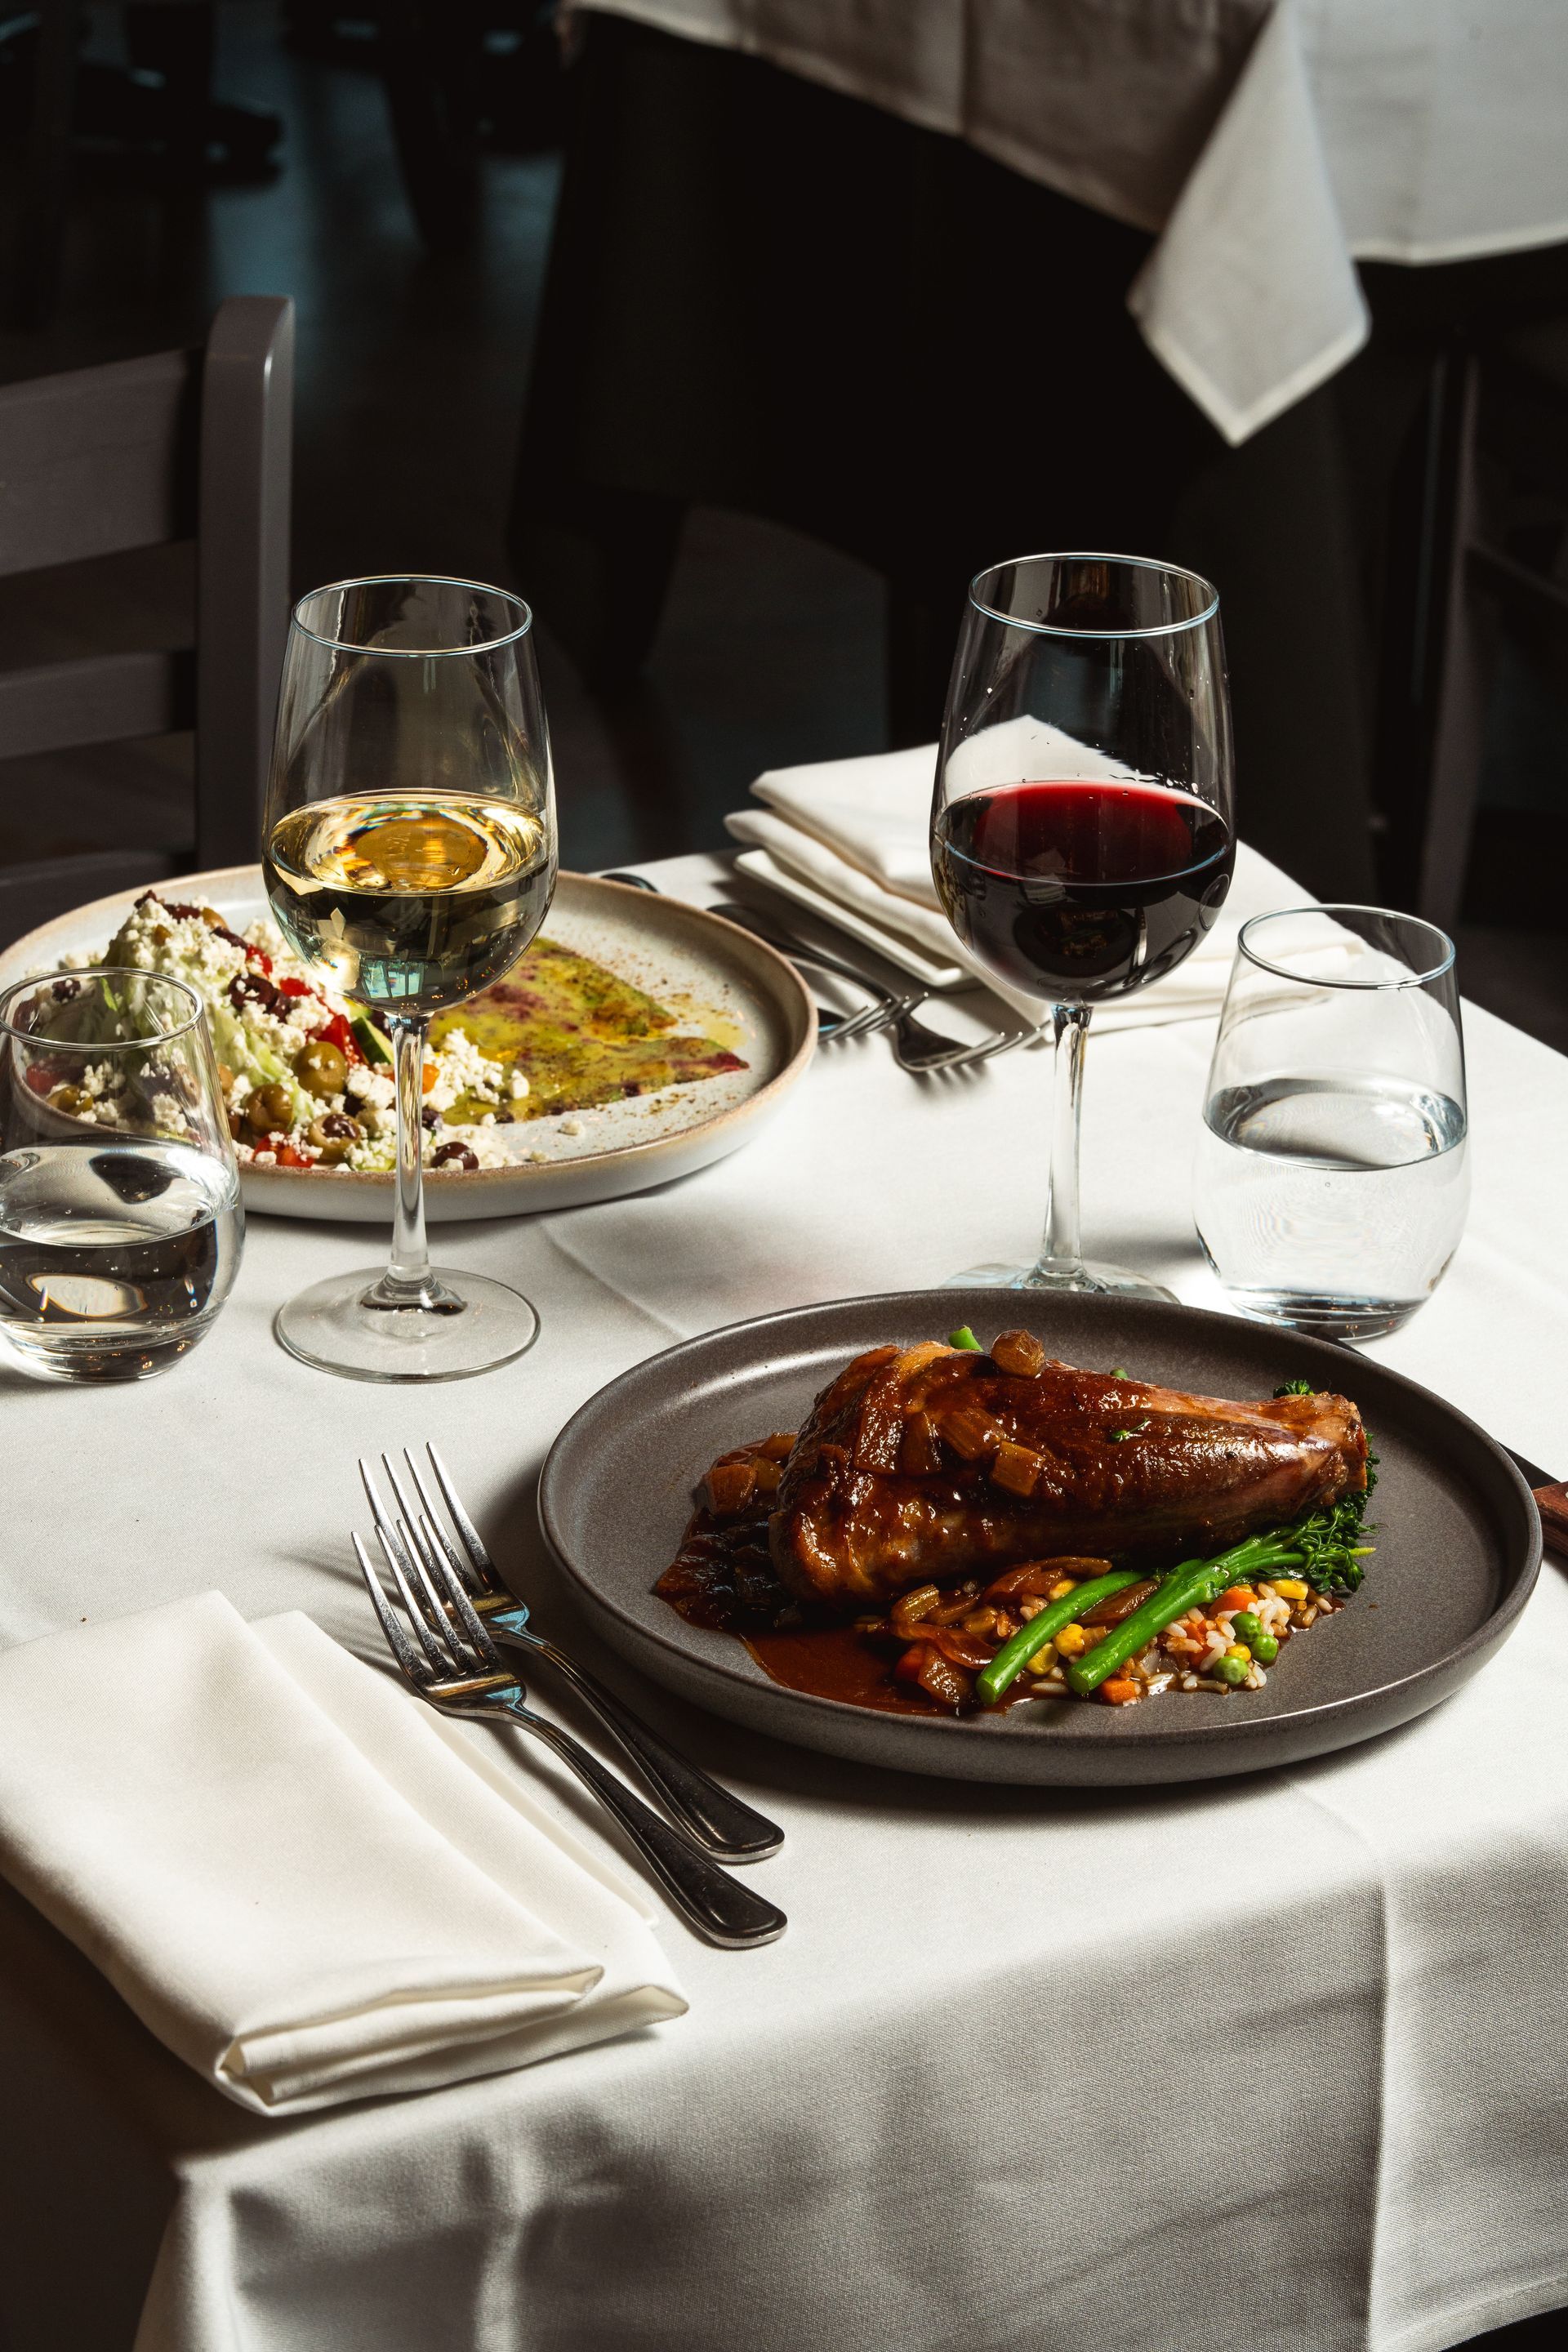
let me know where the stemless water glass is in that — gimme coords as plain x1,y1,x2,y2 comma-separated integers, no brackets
1195,906,1469,1339
0,968,243,1382
264,576,557,1383
931,553,1236,1296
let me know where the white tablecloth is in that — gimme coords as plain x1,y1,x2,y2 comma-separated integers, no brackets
2,848,1566,2352
576,0,1568,442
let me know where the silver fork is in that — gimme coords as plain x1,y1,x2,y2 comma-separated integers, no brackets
709,899,1032,1071
353,1503,787,1949
364,1447,782,1862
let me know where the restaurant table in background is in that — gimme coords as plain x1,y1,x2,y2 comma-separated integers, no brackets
514,9,1568,905
574,0,1568,441
2,846,1566,2352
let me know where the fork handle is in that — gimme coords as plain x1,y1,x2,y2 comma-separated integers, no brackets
710,906,915,1009
505,1706,786,1949
497,1628,783,1860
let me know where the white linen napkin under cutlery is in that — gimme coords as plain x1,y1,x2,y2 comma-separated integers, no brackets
0,1592,685,2114
724,742,1305,1028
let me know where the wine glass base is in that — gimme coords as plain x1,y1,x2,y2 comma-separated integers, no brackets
274,1267,540,1383
942,1260,1179,1304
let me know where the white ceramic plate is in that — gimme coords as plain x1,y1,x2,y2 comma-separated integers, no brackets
0,866,816,1222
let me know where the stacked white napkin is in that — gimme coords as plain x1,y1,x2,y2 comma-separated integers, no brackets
0,1592,685,2115
725,742,1303,1028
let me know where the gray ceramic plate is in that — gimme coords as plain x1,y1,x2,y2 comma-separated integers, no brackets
0,866,815,1222
538,1289,1542,1786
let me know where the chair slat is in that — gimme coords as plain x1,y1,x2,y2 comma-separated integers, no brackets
0,350,199,579
0,851,178,956
0,648,194,761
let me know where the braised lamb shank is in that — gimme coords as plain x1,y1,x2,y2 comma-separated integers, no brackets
769,1336,1366,1610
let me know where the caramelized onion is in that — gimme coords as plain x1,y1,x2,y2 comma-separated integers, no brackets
989,1441,1043,1498
705,1459,759,1516
942,1406,1003,1461
895,1644,975,1708
898,1410,944,1476
991,1330,1047,1378
982,1556,1116,1604
889,1584,942,1635
1080,1579,1159,1627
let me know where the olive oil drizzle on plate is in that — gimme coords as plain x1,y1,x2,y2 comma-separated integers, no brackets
433,936,747,1124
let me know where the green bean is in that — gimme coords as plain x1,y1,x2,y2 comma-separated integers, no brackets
975,1571,1143,1707
1066,1556,1236,1696
948,1325,982,1352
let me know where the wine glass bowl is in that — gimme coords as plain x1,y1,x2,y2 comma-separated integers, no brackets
263,576,557,1383
931,553,1236,1297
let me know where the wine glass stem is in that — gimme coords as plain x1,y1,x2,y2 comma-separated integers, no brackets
360,1013,456,1313
1033,1001,1090,1283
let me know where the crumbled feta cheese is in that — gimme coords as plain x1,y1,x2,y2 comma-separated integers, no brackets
508,1071,529,1100
560,1118,583,1138
254,1150,277,1166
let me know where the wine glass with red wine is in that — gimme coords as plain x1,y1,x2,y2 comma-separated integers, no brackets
931,553,1235,1298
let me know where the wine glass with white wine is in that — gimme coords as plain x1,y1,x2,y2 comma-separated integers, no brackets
263,576,557,1381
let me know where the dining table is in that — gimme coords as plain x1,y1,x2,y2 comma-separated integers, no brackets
574,0,1568,443
2,841,1566,2352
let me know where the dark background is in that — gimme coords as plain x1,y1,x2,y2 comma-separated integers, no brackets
0,10,1563,2349
1,0,1565,1072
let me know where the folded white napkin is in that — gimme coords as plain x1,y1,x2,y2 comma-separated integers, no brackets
727,742,1303,1028
0,1593,685,2115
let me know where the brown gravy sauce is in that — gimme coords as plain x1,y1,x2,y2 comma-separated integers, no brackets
656,1490,1031,1718
742,1625,953,1716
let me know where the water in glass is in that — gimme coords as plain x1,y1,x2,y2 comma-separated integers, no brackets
1196,1076,1468,1336
0,966,243,1382
1194,906,1468,1340
0,1139,242,1380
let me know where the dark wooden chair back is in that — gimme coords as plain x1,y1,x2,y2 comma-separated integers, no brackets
0,293,293,952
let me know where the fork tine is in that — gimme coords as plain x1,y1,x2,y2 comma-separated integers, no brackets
361,1463,448,1669
403,1449,484,1592
360,1454,427,1582
382,1521,452,1673
416,1527,507,1673
398,1514,495,1674
353,1531,433,1688
377,1454,470,1633
903,1027,1021,1074
383,1461,448,1588
425,1444,498,1579
380,1451,430,1557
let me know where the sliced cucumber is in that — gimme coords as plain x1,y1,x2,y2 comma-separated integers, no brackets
350,1013,394,1066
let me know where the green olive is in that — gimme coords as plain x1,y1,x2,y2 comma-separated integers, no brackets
296,1038,349,1098
318,1138,356,1165
50,1084,87,1116
245,1082,293,1134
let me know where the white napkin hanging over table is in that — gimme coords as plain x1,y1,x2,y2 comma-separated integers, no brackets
0,1592,685,2116
726,742,1301,1028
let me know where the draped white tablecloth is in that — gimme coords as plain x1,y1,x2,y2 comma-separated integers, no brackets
2,848,1566,2352
575,0,1568,442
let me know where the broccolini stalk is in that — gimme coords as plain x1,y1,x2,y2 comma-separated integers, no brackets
1067,1487,1377,1697
976,1571,1143,1706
